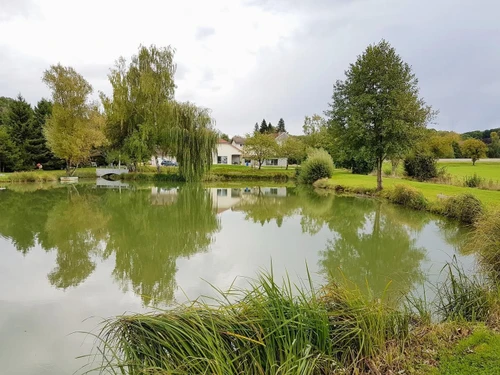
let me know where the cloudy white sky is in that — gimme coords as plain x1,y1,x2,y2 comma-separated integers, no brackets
0,0,499,135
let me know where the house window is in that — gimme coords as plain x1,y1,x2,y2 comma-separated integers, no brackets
217,156,228,164
266,159,278,166
270,188,278,195
217,189,228,197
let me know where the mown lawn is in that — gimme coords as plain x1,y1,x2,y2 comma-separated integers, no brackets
438,162,500,182
327,170,500,207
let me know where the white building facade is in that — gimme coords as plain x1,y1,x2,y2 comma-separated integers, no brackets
213,139,243,165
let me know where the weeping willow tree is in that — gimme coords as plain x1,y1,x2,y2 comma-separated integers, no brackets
163,102,217,181
101,45,217,181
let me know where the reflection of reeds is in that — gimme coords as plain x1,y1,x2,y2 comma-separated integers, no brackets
89,270,410,374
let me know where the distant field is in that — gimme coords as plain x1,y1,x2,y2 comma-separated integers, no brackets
438,161,500,182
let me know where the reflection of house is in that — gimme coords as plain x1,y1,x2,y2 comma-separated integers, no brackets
213,139,243,165
151,187,179,205
208,187,288,214
209,187,244,214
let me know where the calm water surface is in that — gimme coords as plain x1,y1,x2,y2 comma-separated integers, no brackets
0,181,473,374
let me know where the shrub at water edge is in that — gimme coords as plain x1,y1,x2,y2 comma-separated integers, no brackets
387,184,428,210
442,194,483,224
468,209,500,278
298,148,334,184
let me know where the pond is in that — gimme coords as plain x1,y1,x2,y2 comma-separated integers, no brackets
0,181,474,374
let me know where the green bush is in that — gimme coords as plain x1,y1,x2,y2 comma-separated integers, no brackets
388,185,427,210
442,194,483,224
464,174,484,188
298,149,334,184
404,152,438,181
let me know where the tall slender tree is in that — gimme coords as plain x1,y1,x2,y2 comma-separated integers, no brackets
326,40,434,190
277,118,286,133
6,94,33,169
259,119,268,134
43,64,107,175
102,45,217,180
0,126,18,172
268,122,274,133
26,98,62,168
254,122,259,133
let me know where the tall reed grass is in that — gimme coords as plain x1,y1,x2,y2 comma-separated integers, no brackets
87,271,410,374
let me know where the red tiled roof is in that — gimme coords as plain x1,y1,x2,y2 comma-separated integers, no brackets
218,138,229,144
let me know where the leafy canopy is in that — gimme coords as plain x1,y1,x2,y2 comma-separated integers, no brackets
101,44,217,181
461,138,488,165
326,40,434,190
43,64,107,174
243,133,278,169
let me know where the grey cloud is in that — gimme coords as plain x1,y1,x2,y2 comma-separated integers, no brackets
195,26,215,40
211,0,500,136
0,46,50,103
0,0,39,21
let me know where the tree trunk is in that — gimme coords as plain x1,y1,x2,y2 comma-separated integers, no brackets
376,158,383,191
472,158,476,166
286,160,289,170
258,160,262,170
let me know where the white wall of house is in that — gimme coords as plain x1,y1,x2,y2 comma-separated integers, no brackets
264,158,288,167
214,143,242,165
232,140,244,149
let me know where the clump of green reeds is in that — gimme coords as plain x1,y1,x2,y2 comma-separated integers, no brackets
441,193,483,224
386,184,428,210
88,271,409,374
467,208,500,278
436,260,492,322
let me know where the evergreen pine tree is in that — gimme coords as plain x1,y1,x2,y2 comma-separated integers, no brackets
6,94,34,169
268,122,274,133
27,99,62,168
254,122,259,133
259,119,268,134
0,126,18,172
277,118,286,133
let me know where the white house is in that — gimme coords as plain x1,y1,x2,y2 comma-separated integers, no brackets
213,139,243,165
263,132,289,167
233,133,289,167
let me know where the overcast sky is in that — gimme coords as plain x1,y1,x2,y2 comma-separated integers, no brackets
0,0,498,136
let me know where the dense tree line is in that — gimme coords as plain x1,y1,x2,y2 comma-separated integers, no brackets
253,118,286,134
0,45,219,181
0,95,63,172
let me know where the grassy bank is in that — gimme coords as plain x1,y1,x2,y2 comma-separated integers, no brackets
90,267,500,375
316,170,500,208
120,165,297,182
0,168,97,183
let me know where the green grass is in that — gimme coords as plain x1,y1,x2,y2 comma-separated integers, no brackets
438,162,500,182
121,165,297,182
320,170,500,207
0,168,97,182
436,328,500,375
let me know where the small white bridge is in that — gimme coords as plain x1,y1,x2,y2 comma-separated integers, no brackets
96,167,129,178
